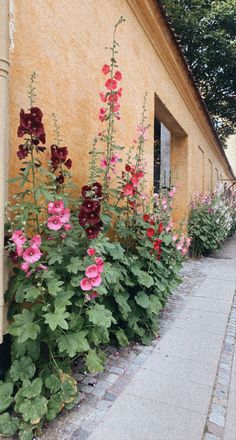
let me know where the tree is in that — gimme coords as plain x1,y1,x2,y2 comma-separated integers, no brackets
160,0,236,145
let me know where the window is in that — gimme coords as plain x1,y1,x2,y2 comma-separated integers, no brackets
154,116,171,192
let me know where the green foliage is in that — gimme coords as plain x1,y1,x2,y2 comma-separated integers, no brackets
161,0,236,143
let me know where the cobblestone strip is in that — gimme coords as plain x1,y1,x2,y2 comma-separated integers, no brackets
203,292,236,440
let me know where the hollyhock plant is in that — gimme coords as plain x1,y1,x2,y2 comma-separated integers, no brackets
47,215,63,230
87,248,96,256
80,277,93,291
85,264,99,279
48,200,65,214
102,64,110,75
11,230,26,246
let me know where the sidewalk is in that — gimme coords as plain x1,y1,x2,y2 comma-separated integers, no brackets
86,236,236,440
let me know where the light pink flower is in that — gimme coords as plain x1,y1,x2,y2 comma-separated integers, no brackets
110,154,119,164
48,200,64,214
11,230,26,246
112,103,120,113
181,247,188,256
169,187,177,198
99,108,107,122
85,264,99,279
38,264,48,271
172,234,178,242
63,223,72,231
60,208,70,224
117,87,122,97
80,277,93,291
87,248,96,256
47,215,63,230
95,257,104,273
99,92,107,103
31,234,42,246
23,245,42,264
186,237,191,247
85,291,98,301
21,262,29,272
91,274,102,287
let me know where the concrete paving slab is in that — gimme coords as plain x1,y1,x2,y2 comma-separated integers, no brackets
88,393,206,440
122,368,212,414
142,353,218,387
193,278,235,300
175,308,229,336
184,296,232,315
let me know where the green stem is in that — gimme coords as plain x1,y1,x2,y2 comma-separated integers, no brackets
30,138,40,233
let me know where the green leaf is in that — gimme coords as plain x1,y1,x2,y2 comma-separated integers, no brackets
54,290,74,309
0,412,19,436
44,308,69,331
48,253,63,265
131,268,154,288
10,357,36,382
9,309,40,343
19,395,48,423
85,349,105,373
115,328,129,347
67,257,84,274
18,423,34,440
87,304,116,328
23,286,41,302
60,379,78,403
57,331,90,357
46,278,64,296
135,291,150,308
11,339,40,362
163,234,172,246
45,375,61,394
0,382,14,413
46,393,63,421
114,291,131,319
148,295,163,314
21,378,42,399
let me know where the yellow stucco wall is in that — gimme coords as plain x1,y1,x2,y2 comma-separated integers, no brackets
8,0,233,217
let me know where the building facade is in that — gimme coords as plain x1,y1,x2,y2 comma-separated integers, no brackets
0,0,234,341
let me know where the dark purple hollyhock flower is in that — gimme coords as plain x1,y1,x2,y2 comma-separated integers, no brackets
65,159,72,169
81,199,99,213
92,182,102,197
9,250,18,264
17,145,29,160
78,210,88,226
30,107,43,121
86,209,100,225
57,173,65,184
85,221,103,239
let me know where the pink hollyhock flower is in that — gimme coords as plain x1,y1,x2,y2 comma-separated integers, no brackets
186,237,191,247
99,108,107,122
110,154,119,164
99,92,107,103
99,107,107,115
85,291,98,301
21,262,29,272
123,183,134,196
47,215,63,230
115,114,121,120
100,157,107,168
172,234,178,242
63,223,72,231
16,245,24,257
91,274,102,287
11,230,26,246
169,187,177,197
26,270,33,278
80,277,93,291
146,227,155,238
60,233,67,239
181,247,188,256
60,208,70,224
102,64,110,75
87,248,96,256
112,102,120,113
48,200,64,214
131,172,144,186
95,257,104,273
117,87,122,97
105,78,117,90
108,93,118,103
176,242,183,251
162,197,167,206
114,71,122,81
38,264,48,271
23,245,42,264
85,264,99,279
31,234,42,246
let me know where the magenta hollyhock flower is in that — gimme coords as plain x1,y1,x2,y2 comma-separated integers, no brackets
31,234,42,246
11,230,26,246
80,277,93,291
23,245,42,264
47,215,63,230
85,264,99,279
102,64,110,75
60,208,70,224
21,262,29,272
87,248,96,256
123,183,134,196
91,274,102,287
100,157,107,169
16,245,24,257
38,264,48,271
99,92,107,103
105,78,117,91
131,172,144,186
112,102,120,113
117,87,122,97
114,71,122,81
63,223,72,231
48,200,64,214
